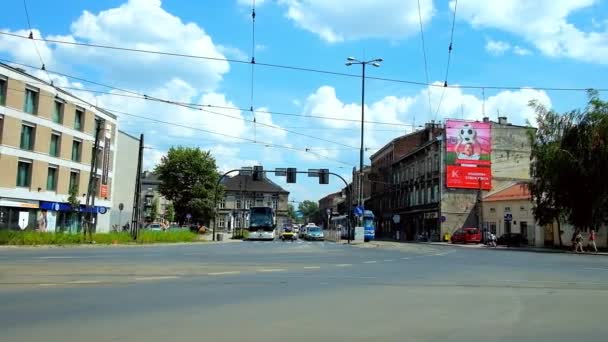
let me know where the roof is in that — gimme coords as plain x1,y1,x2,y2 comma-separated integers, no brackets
221,174,289,194
0,62,117,119
392,137,440,166
483,182,531,202
370,134,411,160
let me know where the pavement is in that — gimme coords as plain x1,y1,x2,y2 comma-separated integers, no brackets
1,239,608,342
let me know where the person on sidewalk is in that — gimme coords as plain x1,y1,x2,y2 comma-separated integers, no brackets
588,229,598,253
571,229,578,252
574,230,584,254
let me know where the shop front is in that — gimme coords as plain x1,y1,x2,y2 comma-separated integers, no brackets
38,201,110,234
0,198,39,230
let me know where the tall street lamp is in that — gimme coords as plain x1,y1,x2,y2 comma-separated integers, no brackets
345,57,382,213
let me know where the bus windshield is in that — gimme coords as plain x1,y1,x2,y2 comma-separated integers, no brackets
249,207,274,229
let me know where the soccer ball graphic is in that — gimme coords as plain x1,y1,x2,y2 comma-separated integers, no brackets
459,124,477,143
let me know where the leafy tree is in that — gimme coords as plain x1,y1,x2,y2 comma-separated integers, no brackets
155,147,221,225
150,196,159,222
298,200,320,223
166,203,175,223
67,185,81,235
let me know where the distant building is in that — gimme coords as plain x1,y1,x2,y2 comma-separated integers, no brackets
318,190,344,227
140,171,171,224
0,63,118,233
217,172,290,230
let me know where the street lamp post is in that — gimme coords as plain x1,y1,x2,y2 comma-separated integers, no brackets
345,57,382,214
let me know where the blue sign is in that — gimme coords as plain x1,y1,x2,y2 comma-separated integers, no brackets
504,213,513,221
354,206,364,217
39,201,109,214
186,213,192,219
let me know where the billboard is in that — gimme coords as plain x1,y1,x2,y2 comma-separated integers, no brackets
445,119,492,190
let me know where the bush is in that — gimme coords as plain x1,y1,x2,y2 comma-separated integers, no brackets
0,230,199,245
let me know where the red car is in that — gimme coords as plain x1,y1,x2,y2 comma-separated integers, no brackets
451,227,482,244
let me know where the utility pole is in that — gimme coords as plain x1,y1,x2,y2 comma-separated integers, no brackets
131,134,144,240
478,177,484,243
83,119,103,242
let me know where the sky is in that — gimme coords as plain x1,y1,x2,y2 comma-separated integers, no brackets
1,0,607,204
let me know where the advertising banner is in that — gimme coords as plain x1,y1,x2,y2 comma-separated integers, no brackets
445,119,492,190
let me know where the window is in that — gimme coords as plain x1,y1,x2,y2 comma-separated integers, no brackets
236,199,242,209
490,208,496,213
52,100,64,123
504,207,511,212
71,139,81,162
16,159,32,187
74,108,84,131
0,76,6,106
272,199,278,210
46,165,58,191
520,206,526,211
219,199,226,209
218,217,225,228
427,187,431,204
49,132,61,157
20,124,35,150
246,200,252,209
256,199,263,206
69,170,80,193
24,87,39,114
433,184,439,202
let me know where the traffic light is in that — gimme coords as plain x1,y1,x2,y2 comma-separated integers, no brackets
319,168,329,184
286,167,297,183
253,166,263,181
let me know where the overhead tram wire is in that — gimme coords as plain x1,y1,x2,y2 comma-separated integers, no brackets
250,0,257,142
22,0,51,83
417,0,432,126
435,0,458,118
1,32,605,92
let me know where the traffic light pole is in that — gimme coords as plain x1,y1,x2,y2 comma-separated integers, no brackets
213,168,351,243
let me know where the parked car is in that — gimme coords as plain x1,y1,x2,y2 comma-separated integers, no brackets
280,227,296,241
292,224,300,235
305,226,324,241
299,226,308,239
451,227,481,244
497,233,528,247
147,223,163,232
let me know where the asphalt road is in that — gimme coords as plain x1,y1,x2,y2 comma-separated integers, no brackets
1,240,608,342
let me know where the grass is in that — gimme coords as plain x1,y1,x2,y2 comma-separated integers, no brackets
0,230,200,246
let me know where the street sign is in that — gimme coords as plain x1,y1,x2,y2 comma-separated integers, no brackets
118,203,124,211
240,167,253,176
308,169,320,177
504,213,513,221
354,206,364,217
274,168,287,176
186,213,192,219
392,215,400,224
326,208,332,217
441,215,446,222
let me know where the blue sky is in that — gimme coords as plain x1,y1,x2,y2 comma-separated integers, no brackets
1,0,607,203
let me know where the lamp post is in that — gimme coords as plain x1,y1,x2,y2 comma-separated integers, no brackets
345,57,382,213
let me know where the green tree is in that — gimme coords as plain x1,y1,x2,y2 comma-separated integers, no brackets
298,200,320,224
155,147,221,225
166,203,175,223
67,185,81,235
150,196,159,222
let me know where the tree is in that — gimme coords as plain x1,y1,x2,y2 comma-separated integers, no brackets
67,185,81,235
155,147,221,225
150,196,159,222
298,200,320,223
166,203,175,223
287,203,297,222
528,91,608,245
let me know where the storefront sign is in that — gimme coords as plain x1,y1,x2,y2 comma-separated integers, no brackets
39,201,109,214
445,119,492,190
102,123,112,185
0,199,39,208
100,184,108,198
18,211,29,230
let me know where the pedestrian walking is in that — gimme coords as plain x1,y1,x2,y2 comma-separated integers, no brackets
571,229,578,252
575,230,584,253
588,229,598,253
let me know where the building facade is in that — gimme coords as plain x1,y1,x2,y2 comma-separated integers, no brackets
217,173,290,231
109,131,139,229
0,63,118,233
140,171,171,224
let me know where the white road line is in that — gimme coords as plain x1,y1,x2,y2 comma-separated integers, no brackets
401,257,410,260
134,276,180,281
37,283,58,287
335,264,352,267
303,266,321,269
583,267,608,271
207,271,241,276
364,260,377,264
257,268,286,273
384,259,394,262
66,280,101,284
38,256,78,259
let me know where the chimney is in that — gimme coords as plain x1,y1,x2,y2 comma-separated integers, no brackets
498,116,508,125
483,117,490,123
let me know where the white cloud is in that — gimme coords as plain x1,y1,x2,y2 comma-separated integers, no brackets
485,39,511,56
276,0,435,43
217,45,248,61
0,29,55,72
237,0,268,6
143,148,165,171
455,0,608,64
255,43,267,52
513,46,532,56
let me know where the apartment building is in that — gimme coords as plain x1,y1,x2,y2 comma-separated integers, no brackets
0,63,118,233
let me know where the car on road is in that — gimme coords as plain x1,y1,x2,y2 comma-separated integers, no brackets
497,233,528,247
147,223,164,232
450,227,481,244
280,227,296,241
299,226,308,239
305,226,324,241
292,224,300,235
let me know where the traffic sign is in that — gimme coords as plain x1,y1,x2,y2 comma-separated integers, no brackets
326,208,332,217
186,213,192,219
504,213,513,221
118,203,124,211
354,206,364,217
392,215,400,224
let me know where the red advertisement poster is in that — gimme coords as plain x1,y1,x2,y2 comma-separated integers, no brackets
445,119,492,190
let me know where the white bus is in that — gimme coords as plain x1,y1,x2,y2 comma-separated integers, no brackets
247,207,276,240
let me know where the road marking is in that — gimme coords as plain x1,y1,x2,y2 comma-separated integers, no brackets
303,266,321,269
335,264,352,267
66,280,101,284
38,283,58,287
401,257,410,260
38,256,78,259
384,259,394,262
364,260,377,264
583,267,608,271
257,268,286,273
135,276,180,281
207,271,241,276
